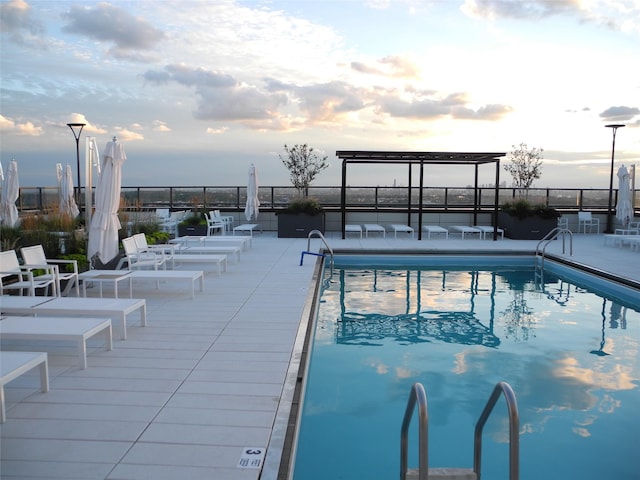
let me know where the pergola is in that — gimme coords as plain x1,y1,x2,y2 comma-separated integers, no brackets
336,151,506,240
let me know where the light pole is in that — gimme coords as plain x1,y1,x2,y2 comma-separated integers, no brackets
67,122,86,208
605,124,625,233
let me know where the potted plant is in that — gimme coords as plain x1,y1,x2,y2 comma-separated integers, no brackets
178,210,208,237
277,144,329,238
498,199,560,239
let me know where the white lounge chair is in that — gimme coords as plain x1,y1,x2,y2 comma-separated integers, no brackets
79,269,205,300
0,250,57,296
20,244,80,296
449,226,483,239
171,235,252,251
0,316,113,369
0,295,147,341
211,210,234,233
389,224,414,238
345,224,363,238
0,351,49,423
422,225,449,239
205,211,225,236
473,226,504,240
578,211,599,234
364,224,386,237
233,224,261,237
122,236,166,270
132,233,177,268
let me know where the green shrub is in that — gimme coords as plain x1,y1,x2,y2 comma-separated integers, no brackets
282,198,323,215
501,199,559,220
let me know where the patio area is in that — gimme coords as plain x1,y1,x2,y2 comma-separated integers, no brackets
1,232,638,480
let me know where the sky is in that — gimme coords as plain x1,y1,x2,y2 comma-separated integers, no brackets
1,0,639,190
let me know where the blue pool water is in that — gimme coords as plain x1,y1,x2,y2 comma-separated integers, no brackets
292,256,640,480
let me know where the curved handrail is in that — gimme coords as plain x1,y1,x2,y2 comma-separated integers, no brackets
536,227,573,267
307,230,334,267
400,382,428,480
473,381,520,480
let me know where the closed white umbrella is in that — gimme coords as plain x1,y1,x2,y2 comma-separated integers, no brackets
87,138,126,265
0,160,20,227
57,163,79,218
616,164,632,227
244,163,260,221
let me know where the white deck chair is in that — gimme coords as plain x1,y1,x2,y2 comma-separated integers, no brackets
1,351,49,422
122,237,166,270
0,250,57,296
389,224,414,238
20,244,80,296
578,211,599,234
132,233,176,268
363,224,386,237
205,212,225,236
213,210,234,232
422,225,449,239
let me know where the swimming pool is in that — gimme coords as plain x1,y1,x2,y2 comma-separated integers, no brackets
289,255,639,480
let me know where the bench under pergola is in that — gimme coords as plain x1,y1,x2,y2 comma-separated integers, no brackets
335,151,506,240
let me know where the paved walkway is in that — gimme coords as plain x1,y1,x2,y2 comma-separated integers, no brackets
0,232,637,479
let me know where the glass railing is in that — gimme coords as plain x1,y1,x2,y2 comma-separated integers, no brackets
14,185,639,215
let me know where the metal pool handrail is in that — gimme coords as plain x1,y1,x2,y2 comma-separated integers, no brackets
536,227,573,267
400,381,519,480
400,382,428,480
473,381,520,480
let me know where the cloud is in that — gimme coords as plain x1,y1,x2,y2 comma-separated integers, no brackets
62,2,165,59
0,0,46,47
376,91,511,121
152,120,171,132
599,105,640,123
452,104,513,120
461,0,640,33
0,114,44,136
143,65,287,124
206,126,229,135
113,127,143,142
351,55,420,79
461,0,586,20
65,113,107,135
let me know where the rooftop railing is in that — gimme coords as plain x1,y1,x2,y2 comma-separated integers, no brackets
13,185,639,216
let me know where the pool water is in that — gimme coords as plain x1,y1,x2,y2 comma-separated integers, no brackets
292,259,640,480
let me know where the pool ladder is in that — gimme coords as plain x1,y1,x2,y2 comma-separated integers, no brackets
299,230,334,268
535,227,573,267
401,381,519,480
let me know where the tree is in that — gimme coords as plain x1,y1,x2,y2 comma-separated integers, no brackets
504,143,543,192
279,144,329,197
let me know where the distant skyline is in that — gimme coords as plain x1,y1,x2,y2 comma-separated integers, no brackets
1,0,639,189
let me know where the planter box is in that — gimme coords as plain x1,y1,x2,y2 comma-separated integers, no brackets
178,224,208,237
498,212,557,240
277,213,325,238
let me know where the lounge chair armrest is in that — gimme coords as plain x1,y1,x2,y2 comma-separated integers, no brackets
45,259,79,274
22,263,58,274
0,269,35,281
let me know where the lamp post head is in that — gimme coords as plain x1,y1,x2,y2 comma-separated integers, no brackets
67,122,86,140
605,124,626,130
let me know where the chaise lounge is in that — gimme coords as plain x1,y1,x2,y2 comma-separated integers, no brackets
0,316,113,369
363,224,386,237
0,351,49,422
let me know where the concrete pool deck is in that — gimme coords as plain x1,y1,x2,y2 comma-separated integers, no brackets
0,232,638,479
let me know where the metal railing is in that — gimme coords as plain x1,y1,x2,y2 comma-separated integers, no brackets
473,381,520,480
13,185,638,216
400,383,429,480
536,227,573,267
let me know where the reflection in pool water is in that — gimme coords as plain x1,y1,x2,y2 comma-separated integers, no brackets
292,262,639,480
